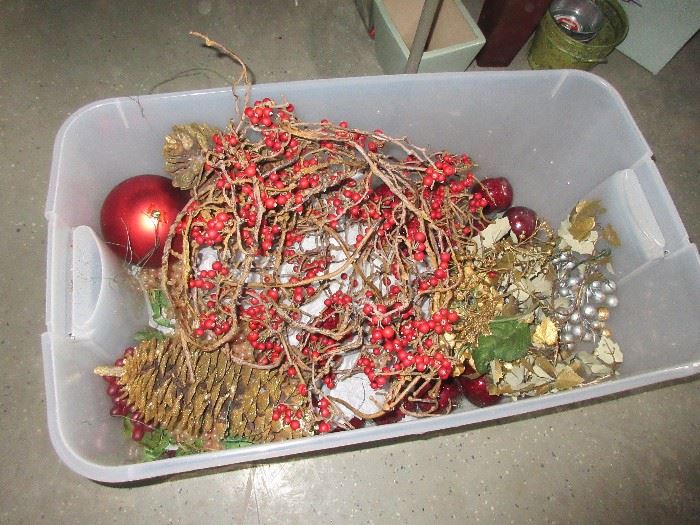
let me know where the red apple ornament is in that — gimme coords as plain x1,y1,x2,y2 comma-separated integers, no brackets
458,374,501,408
373,406,406,425
481,177,513,213
506,206,538,240
100,174,189,268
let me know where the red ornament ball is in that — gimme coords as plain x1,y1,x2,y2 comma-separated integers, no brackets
457,374,501,408
481,177,513,213
506,206,538,240
100,174,189,268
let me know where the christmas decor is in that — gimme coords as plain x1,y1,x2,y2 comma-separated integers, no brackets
94,34,623,460
100,174,189,268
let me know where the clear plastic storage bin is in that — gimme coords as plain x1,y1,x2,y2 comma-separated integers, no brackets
44,70,700,482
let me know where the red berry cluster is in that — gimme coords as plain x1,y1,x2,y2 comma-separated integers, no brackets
188,260,230,290
468,191,490,213
194,309,232,338
190,211,232,247
271,402,304,430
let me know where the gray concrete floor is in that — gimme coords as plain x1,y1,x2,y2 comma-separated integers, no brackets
1,0,698,523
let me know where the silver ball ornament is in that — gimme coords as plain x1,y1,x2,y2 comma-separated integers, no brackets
570,324,583,338
602,281,616,293
567,275,582,288
556,285,571,297
582,304,598,319
589,290,607,304
605,295,619,308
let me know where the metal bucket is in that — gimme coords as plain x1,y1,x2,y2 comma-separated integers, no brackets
528,0,628,70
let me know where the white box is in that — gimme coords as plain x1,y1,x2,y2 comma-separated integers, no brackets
44,70,700,482
372,0,485,73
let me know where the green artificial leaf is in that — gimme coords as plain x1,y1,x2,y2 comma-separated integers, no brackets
472,319,531,374
148,289,174,328
122,417,133,437
134,327,167,342
135,428,253,462
222,435,253,449
140,428,173,462
176,438,206,457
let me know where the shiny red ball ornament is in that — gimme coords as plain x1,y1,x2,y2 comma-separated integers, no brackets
457,374,501,408
506,206,538,241
100,174,189,268
481,177,513,213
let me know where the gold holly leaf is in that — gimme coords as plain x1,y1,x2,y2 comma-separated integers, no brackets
569,216,596,241
504,366,525,390
527,273,554,296
490,359,504,383
555,365,584,389
493,251,516,272
570,199,606,223
568,200,606,241
590,363,613,375
602,224,621,247
163,123,221,189
593,335,623,365
532,318,558,347
538,356,557,378
558,219,598,254
479,217,511,249
532,356,556,379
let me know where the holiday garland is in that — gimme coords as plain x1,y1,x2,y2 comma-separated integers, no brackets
95,34,622,459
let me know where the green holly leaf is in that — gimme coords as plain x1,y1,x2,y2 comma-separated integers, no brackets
222,435,253,449
140,428,173,461
175,438,205,456
134,327,167,342
122,416,133,437
472,319,531,374
148,289,174,328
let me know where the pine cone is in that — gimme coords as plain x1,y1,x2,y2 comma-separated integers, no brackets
163,123,220,189
117,337,313,443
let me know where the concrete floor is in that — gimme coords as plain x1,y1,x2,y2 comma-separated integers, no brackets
1,0,698,523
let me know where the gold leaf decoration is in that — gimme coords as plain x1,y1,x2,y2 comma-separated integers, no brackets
568,200,606,241
602,224,621,247
479,217,511,249
558,219,598,255
569,216,596,241
569,199,606,223
532,318,558,347
593,335,623,365
555,365,584,389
